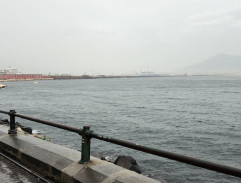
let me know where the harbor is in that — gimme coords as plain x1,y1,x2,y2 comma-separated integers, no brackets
0,67,174,82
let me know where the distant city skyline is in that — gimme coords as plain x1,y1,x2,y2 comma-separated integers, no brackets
1,0,241,75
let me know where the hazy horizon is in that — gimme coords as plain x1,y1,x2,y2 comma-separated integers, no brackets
1,0,241,75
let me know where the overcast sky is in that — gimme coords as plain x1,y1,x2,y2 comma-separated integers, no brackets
1,0,241,75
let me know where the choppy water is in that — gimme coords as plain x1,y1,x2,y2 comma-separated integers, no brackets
0,76,241,183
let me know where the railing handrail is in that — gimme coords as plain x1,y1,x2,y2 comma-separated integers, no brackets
15,113,82,134
0,109,241,178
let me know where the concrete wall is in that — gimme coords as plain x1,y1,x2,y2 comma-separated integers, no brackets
0,125,165,183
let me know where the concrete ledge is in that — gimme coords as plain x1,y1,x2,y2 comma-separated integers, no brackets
0,125,164,183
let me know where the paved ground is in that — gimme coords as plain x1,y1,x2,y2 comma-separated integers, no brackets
0,155,46,183
0,121,44,183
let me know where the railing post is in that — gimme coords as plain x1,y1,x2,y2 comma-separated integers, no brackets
8,110,17,135
79,126,92,164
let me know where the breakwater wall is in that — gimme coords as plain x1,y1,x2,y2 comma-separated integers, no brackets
0,125,162,183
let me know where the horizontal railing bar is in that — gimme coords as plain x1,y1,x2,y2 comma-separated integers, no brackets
0,110,82,134
1,110,241,178
15,113,82,134
0,110,10,115
91,132,241,178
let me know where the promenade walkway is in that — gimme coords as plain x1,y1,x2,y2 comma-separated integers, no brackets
0,155,45,183
0,119,162,183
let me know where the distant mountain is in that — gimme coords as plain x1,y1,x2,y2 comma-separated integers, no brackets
180,53,241,75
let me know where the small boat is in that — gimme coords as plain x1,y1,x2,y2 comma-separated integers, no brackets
0,84,7,89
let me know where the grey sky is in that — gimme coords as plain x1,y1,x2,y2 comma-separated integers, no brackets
1,0,241,75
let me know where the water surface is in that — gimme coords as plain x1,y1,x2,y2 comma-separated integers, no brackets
0,76,241,182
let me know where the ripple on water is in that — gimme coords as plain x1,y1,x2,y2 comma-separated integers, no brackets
1,76,241,183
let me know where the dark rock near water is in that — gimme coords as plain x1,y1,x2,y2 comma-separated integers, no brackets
0,120,32,134
16,122,32,134
114,156,142,174
0,118,9,125
20,126,32,134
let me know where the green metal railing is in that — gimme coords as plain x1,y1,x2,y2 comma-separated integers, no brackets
0,109,241,178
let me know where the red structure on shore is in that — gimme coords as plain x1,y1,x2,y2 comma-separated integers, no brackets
0,67,51,80
0,74,45,80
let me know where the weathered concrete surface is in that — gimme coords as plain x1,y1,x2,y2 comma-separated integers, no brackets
0,125,165,183
0,155,47,183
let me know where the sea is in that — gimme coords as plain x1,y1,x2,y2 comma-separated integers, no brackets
0,76,241,183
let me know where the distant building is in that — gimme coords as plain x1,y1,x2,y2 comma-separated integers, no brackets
138,72,158,76
0,67,47,80
0,74,44,80
0,67,21,74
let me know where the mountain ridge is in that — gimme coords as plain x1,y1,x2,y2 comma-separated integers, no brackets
179,53,241,75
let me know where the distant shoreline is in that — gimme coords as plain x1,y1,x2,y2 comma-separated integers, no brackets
1,74,240,82
0,78,53,82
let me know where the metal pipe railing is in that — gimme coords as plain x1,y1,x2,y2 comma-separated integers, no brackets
0,109,241,178
15,113,82,134
91,132,241,178
0,110,9,115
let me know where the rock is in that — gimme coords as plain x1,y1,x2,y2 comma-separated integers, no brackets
0,120,32,134
15,122,32,134
0,119,9,125
20,126,32,134
114,156,142,174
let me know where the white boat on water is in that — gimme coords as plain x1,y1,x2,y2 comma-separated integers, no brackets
0,84,7,89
